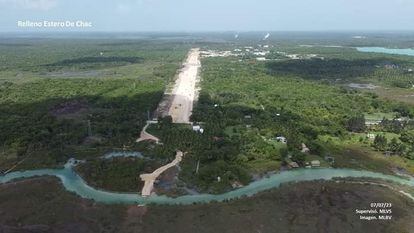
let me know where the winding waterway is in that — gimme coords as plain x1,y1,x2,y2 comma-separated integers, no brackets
1,160,413,205
3,48,414,206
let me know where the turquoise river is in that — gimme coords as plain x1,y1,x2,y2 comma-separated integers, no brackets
1,159,413,205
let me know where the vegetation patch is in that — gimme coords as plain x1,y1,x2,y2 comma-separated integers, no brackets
44,56,144,70
0,40,189,173
76,158,160,192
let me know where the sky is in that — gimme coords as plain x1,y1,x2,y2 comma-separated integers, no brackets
0,0,414,32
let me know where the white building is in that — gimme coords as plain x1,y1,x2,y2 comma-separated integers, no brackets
311,160,321,167
301,143,310,153
192,125,204,134
276,136,287,144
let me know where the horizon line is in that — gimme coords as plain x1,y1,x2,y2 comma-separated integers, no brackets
1,29,414,34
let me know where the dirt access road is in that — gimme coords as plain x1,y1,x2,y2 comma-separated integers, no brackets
137,49,200,195
136,121,160,143
136,48,201,141
140,151,183,196
167,48,201,124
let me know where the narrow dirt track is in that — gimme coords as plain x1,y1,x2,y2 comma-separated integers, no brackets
139,151,183,196
136,123,160,143
136,49,200,195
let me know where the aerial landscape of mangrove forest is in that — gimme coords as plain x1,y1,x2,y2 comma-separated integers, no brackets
1,30,414,232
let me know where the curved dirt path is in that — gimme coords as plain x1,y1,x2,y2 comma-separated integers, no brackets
136,122,160,143
139,151,183,196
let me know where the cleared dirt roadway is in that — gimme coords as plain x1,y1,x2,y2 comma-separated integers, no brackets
136,122,160,143
139,151,183,196
168,48,201,123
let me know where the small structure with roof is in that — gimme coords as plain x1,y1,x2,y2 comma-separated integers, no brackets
288,161,300,169
276,136,287,144
231,181,244,188
301,143,310,153
192,125,204,134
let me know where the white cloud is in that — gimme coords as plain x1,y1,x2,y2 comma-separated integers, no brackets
0,0,57,10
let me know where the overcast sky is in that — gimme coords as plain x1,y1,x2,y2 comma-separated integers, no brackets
1,0,414,32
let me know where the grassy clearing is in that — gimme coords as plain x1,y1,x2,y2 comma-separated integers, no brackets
364,112,396,121
247,159,282,174
319,135,414,174
371,86,414,106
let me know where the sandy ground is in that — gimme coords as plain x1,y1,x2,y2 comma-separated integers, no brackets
167,48,201,124
138,48,201,142
139,151,183,196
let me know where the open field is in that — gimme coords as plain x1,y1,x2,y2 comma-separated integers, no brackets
371,87,414,106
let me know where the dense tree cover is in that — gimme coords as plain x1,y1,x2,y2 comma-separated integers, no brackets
379,119,404,133
76,157,159,192
0,39,189,72
147,56,406,192
373,135,388,151
2,37,414,193
266,58,380,80
262,47,414,160
266,57,414,88
0,40,189,172
400,130,414,159
44,56,144,70
265,45,414,89
144,119,251,193
365,115,414,158
346,115,366,132
0,79,164,169
373,135,406,156
198,57,391,135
